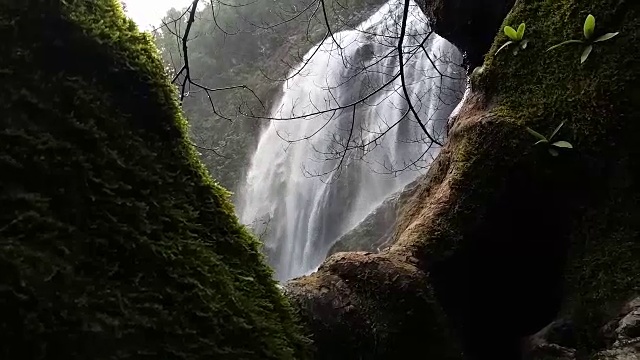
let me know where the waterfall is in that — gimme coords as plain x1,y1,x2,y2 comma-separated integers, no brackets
237,0,465,281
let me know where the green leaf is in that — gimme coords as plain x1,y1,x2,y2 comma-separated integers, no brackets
504,26,518,41
526,127,547,141
496,41,514,55
548,121,565,140
547,39,584,52
584,14,596,39
548,148,560,157
594,32,619,42
521,39,529,49
581,45,593,63
534,139,549,146
552,141,573,149
517,23,526,41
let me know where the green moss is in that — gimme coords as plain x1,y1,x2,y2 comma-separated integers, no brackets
477,0,640,353
481,0,639,143
0,1,309,358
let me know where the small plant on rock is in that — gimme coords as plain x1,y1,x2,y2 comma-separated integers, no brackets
496,23,529,56
547,14,619,63
526,121,573,157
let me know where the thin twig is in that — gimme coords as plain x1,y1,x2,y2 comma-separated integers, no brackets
397,0,442,146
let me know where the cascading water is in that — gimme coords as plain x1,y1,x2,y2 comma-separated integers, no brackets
237,0,465,282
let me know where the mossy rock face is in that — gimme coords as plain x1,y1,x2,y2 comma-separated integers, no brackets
0,1,308,359
480,0,640,353
417,0,640,356
384,0,640,357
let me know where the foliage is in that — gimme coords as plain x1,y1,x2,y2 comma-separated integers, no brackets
526,121,574,157
547,14,620,63
496,22,529,55
0,0,310,358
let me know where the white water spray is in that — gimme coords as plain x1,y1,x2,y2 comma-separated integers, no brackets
238,0,465,281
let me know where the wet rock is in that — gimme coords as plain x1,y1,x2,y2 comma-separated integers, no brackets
592,340,640,360
526,320,577,360
527,297,640,360
600,297,640,347
327,177,422,255
528,344,576,360
617,300,640,342
416,0,516,69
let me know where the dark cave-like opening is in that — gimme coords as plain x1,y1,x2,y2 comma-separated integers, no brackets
429,151,585,359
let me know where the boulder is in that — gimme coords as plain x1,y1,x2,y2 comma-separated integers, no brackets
526,297,640,360
285,252,463,359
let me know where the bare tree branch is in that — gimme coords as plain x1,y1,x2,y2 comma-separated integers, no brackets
397,0,442,146
152,0,464,186
167,0,265,116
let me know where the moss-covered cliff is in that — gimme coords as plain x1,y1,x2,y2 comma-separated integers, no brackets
0,1,308,358
399,0,640,356
475,0,640,354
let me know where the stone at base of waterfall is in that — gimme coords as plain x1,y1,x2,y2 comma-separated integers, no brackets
527,319,577,360
592,296,640,360
593,296,640,360
617,309,640,342
526,297,640,360
529,344,576,360
592,340,640,360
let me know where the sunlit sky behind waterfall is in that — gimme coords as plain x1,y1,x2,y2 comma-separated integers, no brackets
123,0,195,30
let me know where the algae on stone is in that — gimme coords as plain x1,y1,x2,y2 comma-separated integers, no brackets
0,1,309,358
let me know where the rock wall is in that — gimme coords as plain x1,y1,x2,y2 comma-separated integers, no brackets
0,1,308,358
471,0,640,354
326,178,422,256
